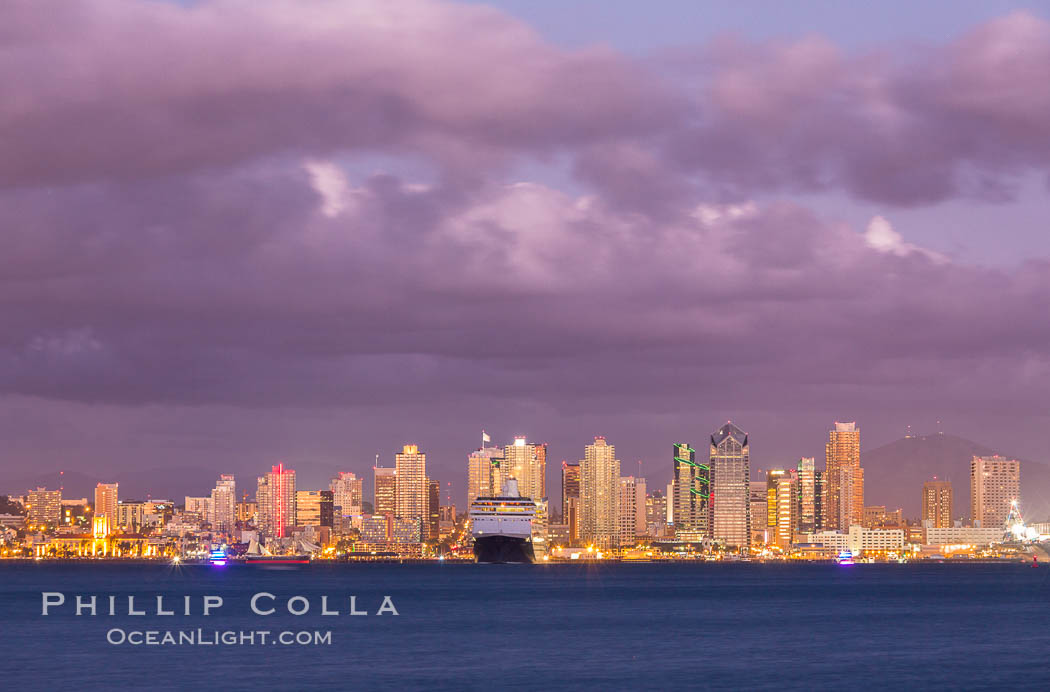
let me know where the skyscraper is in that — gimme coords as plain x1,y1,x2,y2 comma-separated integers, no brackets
502,437,547,501
970,456,1020,528
922,479,953,528
825,421,863,531
618,476,646,546
579,436,620,548
710,423,750,551
765,469,798,548
210,474,236,534
257,463,295,538
374,466,397,516
94,483,119,526
671,442,709,538
468,447,504,504
330,472,364,519
561,462,580,519
796,457,817,534
645,490,668,538
395,444,427,524
427,478,440,541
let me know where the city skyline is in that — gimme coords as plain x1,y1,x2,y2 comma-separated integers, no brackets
2,0,1050,513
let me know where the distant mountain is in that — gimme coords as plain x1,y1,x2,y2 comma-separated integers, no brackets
863,433,1050,521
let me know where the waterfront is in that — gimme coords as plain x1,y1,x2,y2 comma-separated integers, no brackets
2,562,1048,690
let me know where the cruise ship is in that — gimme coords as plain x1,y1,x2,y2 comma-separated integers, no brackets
469,479,537,564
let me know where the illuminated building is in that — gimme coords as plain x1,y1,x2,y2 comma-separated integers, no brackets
825,422,863,531
427,479,440,541
374,466,396,516
618,476,646,546
468,447,504,505
26,487,61,528
749,488,768,546
184,496,212,521
360,515,422,544
256,463,296,538
502,437,547,502
330,472,364,521
236,501,257,523
805,525,904,554
766,470,798,548
295,490,333,528
210,474,236,533
862,505,904,529
924,526,1002,547
710,423,751,551
814,470,826,531
395,444,427,524
645,490,668,538
561,462,580,543
116,501,147,530
796,458,817,533
94,483,119,526
672,443,709,538
921,479,953,528
579,436,620,548
970,455,1020,528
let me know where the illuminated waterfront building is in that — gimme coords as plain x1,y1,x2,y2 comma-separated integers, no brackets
395,444,427,526
970,455,1020,528
814,470,826,532
766,470,798,548
295,490,333,528
330,472,364,519
210,474,236,533
805,525,904,554
502,437,547,502
924,526,1002,547
236,501,257,523
618,476,646,546
94,483,119,526
360,514,422,544
374,466,397,516
825,422,863,531
710,423,751,551
26,487,61,528
256,463,296,538
579,436,620,548
116,501,147,530
672,443,709,538
922,479,953,528
749,488,769,546
467,447,504,505
561,462,581,543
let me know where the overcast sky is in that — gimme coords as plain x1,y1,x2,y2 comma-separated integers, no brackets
2,0,1050,502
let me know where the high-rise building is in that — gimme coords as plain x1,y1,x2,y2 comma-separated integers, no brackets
374,466,397,516
765,470,797,548
922,479,953,528
970,455,1020,528
468,447,504,505
26,487,61,528
814,470,826,532
256,463,296,538
427,478,440,541
502,437,547,502
295,490,333,528
94,483,119,526
561,462,580,519
862,505,904,529
710,423,750,551
330,472,364,519
645,490,668,538
210,474,236,533
618,476,646,546
579,436,620,548
796,458,817,534
672,443,709,538
395,444,427,523
825,421,863,531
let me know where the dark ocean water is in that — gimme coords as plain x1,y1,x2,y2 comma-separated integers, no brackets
2,561,1048,691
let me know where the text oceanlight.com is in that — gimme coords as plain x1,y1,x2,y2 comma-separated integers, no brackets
106,629,332,646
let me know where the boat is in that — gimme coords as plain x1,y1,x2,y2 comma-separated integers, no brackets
836,550,855,565
236,538,310,565
469,479,537,564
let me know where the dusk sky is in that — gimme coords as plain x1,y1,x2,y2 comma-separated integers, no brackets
3,0,1050,501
